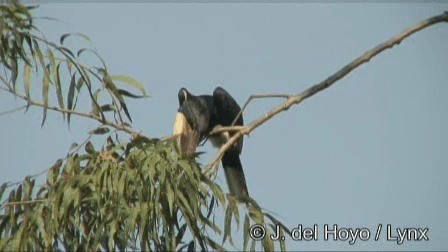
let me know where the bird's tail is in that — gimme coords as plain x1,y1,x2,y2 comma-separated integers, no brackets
222,151,249,202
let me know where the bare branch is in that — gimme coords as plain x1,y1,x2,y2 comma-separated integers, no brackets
160,133,179,142
209,125,247,135
0,105,27,116
204,12,448,173
231,94,291,126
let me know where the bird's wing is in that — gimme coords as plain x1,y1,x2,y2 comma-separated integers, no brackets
212,87,244,152
212,87,249,202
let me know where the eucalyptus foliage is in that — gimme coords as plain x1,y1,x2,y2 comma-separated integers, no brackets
1,1,289,251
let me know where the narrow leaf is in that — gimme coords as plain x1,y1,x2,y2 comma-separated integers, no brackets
41,69,50,127
23,64,31,101
0,183,7,201
117,89,146,98
223,204,233,244
175,224,187,246
88,126,110,135
47,49,56,71
121,101,132,123
60,33,70,45
59,46,75,59
54,63,65,118
243,215,250,251
60,33,91,45
11,57,18,91
33,40,45,71
184,241,193,251
100,104,115,112
67,73,76,127
110,75,147,96
91,89,101,116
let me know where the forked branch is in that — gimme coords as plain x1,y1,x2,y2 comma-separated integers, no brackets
204,11,448,174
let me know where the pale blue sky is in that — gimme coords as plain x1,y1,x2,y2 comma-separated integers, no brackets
1,3,448,251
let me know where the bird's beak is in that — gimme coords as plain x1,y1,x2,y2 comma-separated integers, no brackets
173,112,199,156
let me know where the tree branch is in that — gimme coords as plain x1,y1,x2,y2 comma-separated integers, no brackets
204,11,448,174
230,94,291,126
0,86,140,136
209,125,247,135
0,105,27,116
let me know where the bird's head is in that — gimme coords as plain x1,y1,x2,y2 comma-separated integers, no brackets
174,88,200,156
178,87,190,106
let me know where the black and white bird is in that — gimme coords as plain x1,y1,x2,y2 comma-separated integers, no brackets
173,87,249,202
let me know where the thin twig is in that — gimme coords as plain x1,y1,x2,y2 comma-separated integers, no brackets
209,125,247,136
160,133,180,142
0,86,140,136
3,134,93,190
204,12,448,174
230,94,291,126
0,105,27,116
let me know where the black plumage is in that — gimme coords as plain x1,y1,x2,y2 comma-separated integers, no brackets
173,87,249,201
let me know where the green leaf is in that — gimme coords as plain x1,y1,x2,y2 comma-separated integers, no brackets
73,77,84,110
187,240,195,251
0,182,7,201
175,224,187,246
177,192,193,217
166,184,174,216
85,141,95,154
223,204,233,244
23,177,34,201
264,212,291,234
231,199,240,229
100,104,115,112
91,89,101,116
205,237,226,251
121,101,132,123
41,69,50,127
88,126,110,135
67,73,76,127
11,57,18,90
60,33,91,45
110,75,147,96
263,228,274,252
206,196,214,219
47,49,56,71
33,40,45,71
66,59,73,74
54,63,65,118
23,63,31,102
250,237,256,252
58,46,75,59
59,34,68,45
279,226,286,252
117,89,146,99
48,159,62,186
102,72,133,122
243,215,250,251
15,185,23,202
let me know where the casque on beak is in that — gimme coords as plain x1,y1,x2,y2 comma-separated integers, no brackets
173,112,199,156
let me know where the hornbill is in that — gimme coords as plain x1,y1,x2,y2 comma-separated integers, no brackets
173,87,249,202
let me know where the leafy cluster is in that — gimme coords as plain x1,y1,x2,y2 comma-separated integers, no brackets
1,137,217,250
0,1,289,251
0,1,146,131
0,136,288,251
